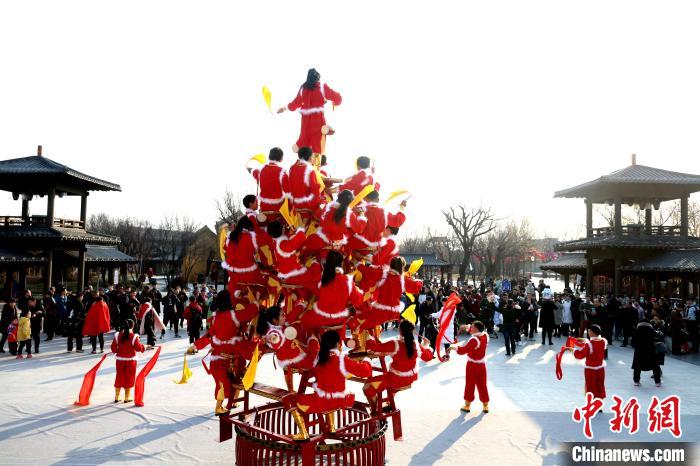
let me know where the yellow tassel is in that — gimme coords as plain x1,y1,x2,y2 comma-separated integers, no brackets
242,345,260,390
348,185,375,209
173,354,193,384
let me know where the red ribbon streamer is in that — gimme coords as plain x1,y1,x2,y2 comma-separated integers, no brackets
436,292,462,362
555,337,583,380
134,346,162,407
74,354,108,406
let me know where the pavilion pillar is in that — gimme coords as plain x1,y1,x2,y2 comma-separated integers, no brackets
564,274,570,290
78,247,86,291
80,193,88,226
21,198,30,222
47,186,56,227
585,254,593,296
681,195,689,237
585,200,593,237
45,249,53,291
614,197,622,235
614,256,622,296
645,208,652,234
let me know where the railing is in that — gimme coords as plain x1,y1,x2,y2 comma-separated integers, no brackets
589,224,683,237
0,215,85,229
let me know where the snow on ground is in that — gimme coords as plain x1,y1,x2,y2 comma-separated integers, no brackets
1,329,698,465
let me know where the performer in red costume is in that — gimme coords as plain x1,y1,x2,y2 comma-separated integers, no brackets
222,216,264,298
257,305,320,391
83,296,111,354
451,321,490,414
284,330,371,440
189,292,261,414
570,324,607,400
242,195,260,225
353,257,422,333
284,147,323,223
339,156,376,196
300,250,364,332
266,221,321,296
111,319,145,403
278,68,342,155
303,190,367,257
371,218,402,267
363,320,434,413
347,191,406,257
249,147,287,220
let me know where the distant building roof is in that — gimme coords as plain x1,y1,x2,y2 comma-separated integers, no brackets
0,248,46,264
539,253,605,272
401,252,451,267
619,250,700,273
0,152,121,194
555,235,700,252
554,163,700,203
65,246,137,263
0,226,120,245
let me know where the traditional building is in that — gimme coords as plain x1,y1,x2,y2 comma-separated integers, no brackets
0,146,135,297
542,155,700,298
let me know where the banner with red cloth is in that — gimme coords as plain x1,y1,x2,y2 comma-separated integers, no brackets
436,292,462,361
74,354,109,406
134,346,162,407
555,336,586,380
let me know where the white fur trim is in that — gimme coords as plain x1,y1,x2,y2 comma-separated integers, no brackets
232,263,258,274
299,107,325,115
293,192,315,204
466,357,486,364
312,303,348,319
371,302,404,313
213,335,242,346
585,364,606,370
277,351,306,369
115,356,137,361
335,350,350,378
278,267,307,280
275,237,296,258
352,233,382,248
390,367,418,377
259,194,285,204
312,383,347,399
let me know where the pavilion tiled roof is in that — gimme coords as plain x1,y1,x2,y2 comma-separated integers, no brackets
0,226,120,245
539,253,606,272
401,253,451,267
554,164,700,202
619,250,700,273
555,235,700,252
0,248,46,264
0,155,120,192
65,246,137,263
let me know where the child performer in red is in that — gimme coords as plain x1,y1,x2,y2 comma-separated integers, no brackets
363,320,433,414
277,68,342,154
284,147,324,223
346,191,405,258
284,330,371,440
111,319,145,403
451,321,490,413
249,147,287,220
222,216,264,298
266,220,321,296
339,156,375,196
569,323,607,401
303,190,366,257
300,250,364,332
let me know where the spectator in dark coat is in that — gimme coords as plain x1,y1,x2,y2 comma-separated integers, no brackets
620,301,638,347
539,298,555,345
632,320,662,386
0,299,18,353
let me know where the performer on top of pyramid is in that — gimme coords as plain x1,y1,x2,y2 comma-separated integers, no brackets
277,68,342,154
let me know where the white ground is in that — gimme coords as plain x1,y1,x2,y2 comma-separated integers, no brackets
1,329,698,466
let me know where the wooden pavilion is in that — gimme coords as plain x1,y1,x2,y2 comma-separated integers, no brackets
542,155,700,298
0,146,136,297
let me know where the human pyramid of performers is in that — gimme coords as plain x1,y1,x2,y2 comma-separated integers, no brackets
186,68,448,441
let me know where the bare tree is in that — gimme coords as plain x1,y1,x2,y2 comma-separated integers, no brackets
156,215,199,286
442,205,498,282
474,220,535,278
215,189,245,226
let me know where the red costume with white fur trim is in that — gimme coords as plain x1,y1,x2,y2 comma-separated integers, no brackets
340,168,375,196
265,325,319,371
347,203,405,254
372,236,400,267
274,229,322,292
573,335,607,399
294,349,371,414
364,338,433,399
356,265,422,329
300,269,364,331
303,202,367,254
223,230,264,296
456,332,489,403
287,82,342,154
285,160,323,217
252,162,288,215
111,331,145,388
194,301,260,399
